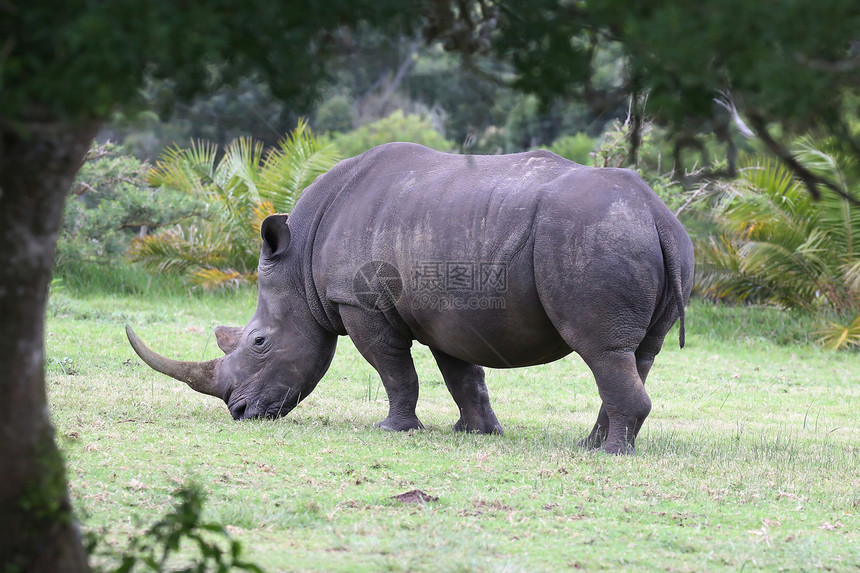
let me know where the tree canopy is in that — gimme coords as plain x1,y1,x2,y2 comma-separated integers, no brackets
1,1,421,121
424,0,860,197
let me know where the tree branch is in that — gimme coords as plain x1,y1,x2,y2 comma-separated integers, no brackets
747,113,860,205
83,142,115,163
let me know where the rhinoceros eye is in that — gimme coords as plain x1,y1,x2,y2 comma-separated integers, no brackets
253,336,265,346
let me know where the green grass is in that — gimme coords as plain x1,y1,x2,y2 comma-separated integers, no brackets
46,290,860,572
52,261,191,297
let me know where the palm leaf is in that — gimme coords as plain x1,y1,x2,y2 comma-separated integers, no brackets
190,267,258,290
794,137,860,260
250,200,276,238
817,315,860,350
128,225,224,274
259,119,340,212
147,140,219,196
131,120,336,287
696,145,860,316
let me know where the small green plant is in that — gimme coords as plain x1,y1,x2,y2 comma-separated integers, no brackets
88,485,263,573
696,139,860,349
696,144,858,330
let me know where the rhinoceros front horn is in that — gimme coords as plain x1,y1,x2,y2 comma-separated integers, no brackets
125,325,224,399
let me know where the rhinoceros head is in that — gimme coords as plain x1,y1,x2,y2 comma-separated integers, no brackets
126,214,337,420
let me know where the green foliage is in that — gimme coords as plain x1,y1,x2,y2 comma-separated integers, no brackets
487,0,860,172
87,485,262,573
503,95,543,152
545,133,596,165
130,121,338,289
56,144,202,280
818,315,860,350
587,119,685,212
313,93,356,134
1,1,422,121
697,140,860,347
330,111,454,158
109,78,297,160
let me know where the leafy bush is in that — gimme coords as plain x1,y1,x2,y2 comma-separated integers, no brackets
330,110,454,158
87,485,262,573
129,120,338,289
696,140,860,349
56,144,202,281
314,92,355,133
546,133,596,165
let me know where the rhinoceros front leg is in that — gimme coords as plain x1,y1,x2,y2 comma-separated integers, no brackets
430,348,503,435
581,350,655,450
341,307,424,432
580,350,652,455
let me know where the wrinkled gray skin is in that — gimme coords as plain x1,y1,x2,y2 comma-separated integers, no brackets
127,143,694,454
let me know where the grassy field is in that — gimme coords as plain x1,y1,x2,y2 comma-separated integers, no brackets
46,287,859,572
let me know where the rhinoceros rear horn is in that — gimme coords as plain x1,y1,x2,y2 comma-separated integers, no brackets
125,325,223,399
214,325,244,354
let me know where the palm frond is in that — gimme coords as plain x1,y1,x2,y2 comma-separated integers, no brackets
128,225,220,274
794,138,860,259
259,119,340,212
695,150,857,312
147,140,219,196
817,315,860,350
250,200,276,237
129,224,258,277
695,235,774,303
189,267,257,290
842,259,860,297
130,120,335,287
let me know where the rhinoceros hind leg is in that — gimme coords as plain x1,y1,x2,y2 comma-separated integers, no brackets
431,348,503,435
579,348,656,450
578,350,651,455
341,307,424,432
579,403,609,450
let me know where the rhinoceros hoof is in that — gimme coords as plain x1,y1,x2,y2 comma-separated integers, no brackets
453,419,504,436
376,416,424,432
601,441,636,456
578,435,605,450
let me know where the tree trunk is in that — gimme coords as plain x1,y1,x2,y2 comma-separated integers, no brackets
0,120,99,572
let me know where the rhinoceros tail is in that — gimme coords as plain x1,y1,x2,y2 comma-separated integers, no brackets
656,220,688,349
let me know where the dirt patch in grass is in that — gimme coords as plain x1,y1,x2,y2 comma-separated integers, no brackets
392,490,438,504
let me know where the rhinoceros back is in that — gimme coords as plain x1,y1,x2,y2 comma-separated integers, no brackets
294,143,690,367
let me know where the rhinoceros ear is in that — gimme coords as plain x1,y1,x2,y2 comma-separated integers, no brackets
261,214,291,258
214,325,244,354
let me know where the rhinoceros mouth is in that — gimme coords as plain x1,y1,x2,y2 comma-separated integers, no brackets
229,400,248,420
228,399,295,420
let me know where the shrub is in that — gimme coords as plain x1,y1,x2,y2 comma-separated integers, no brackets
696,140,860,349
56,144,202,282
314,93,355,133
546,133,596,165
87,485,262,573
330,110,454,158
130,120,338,289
